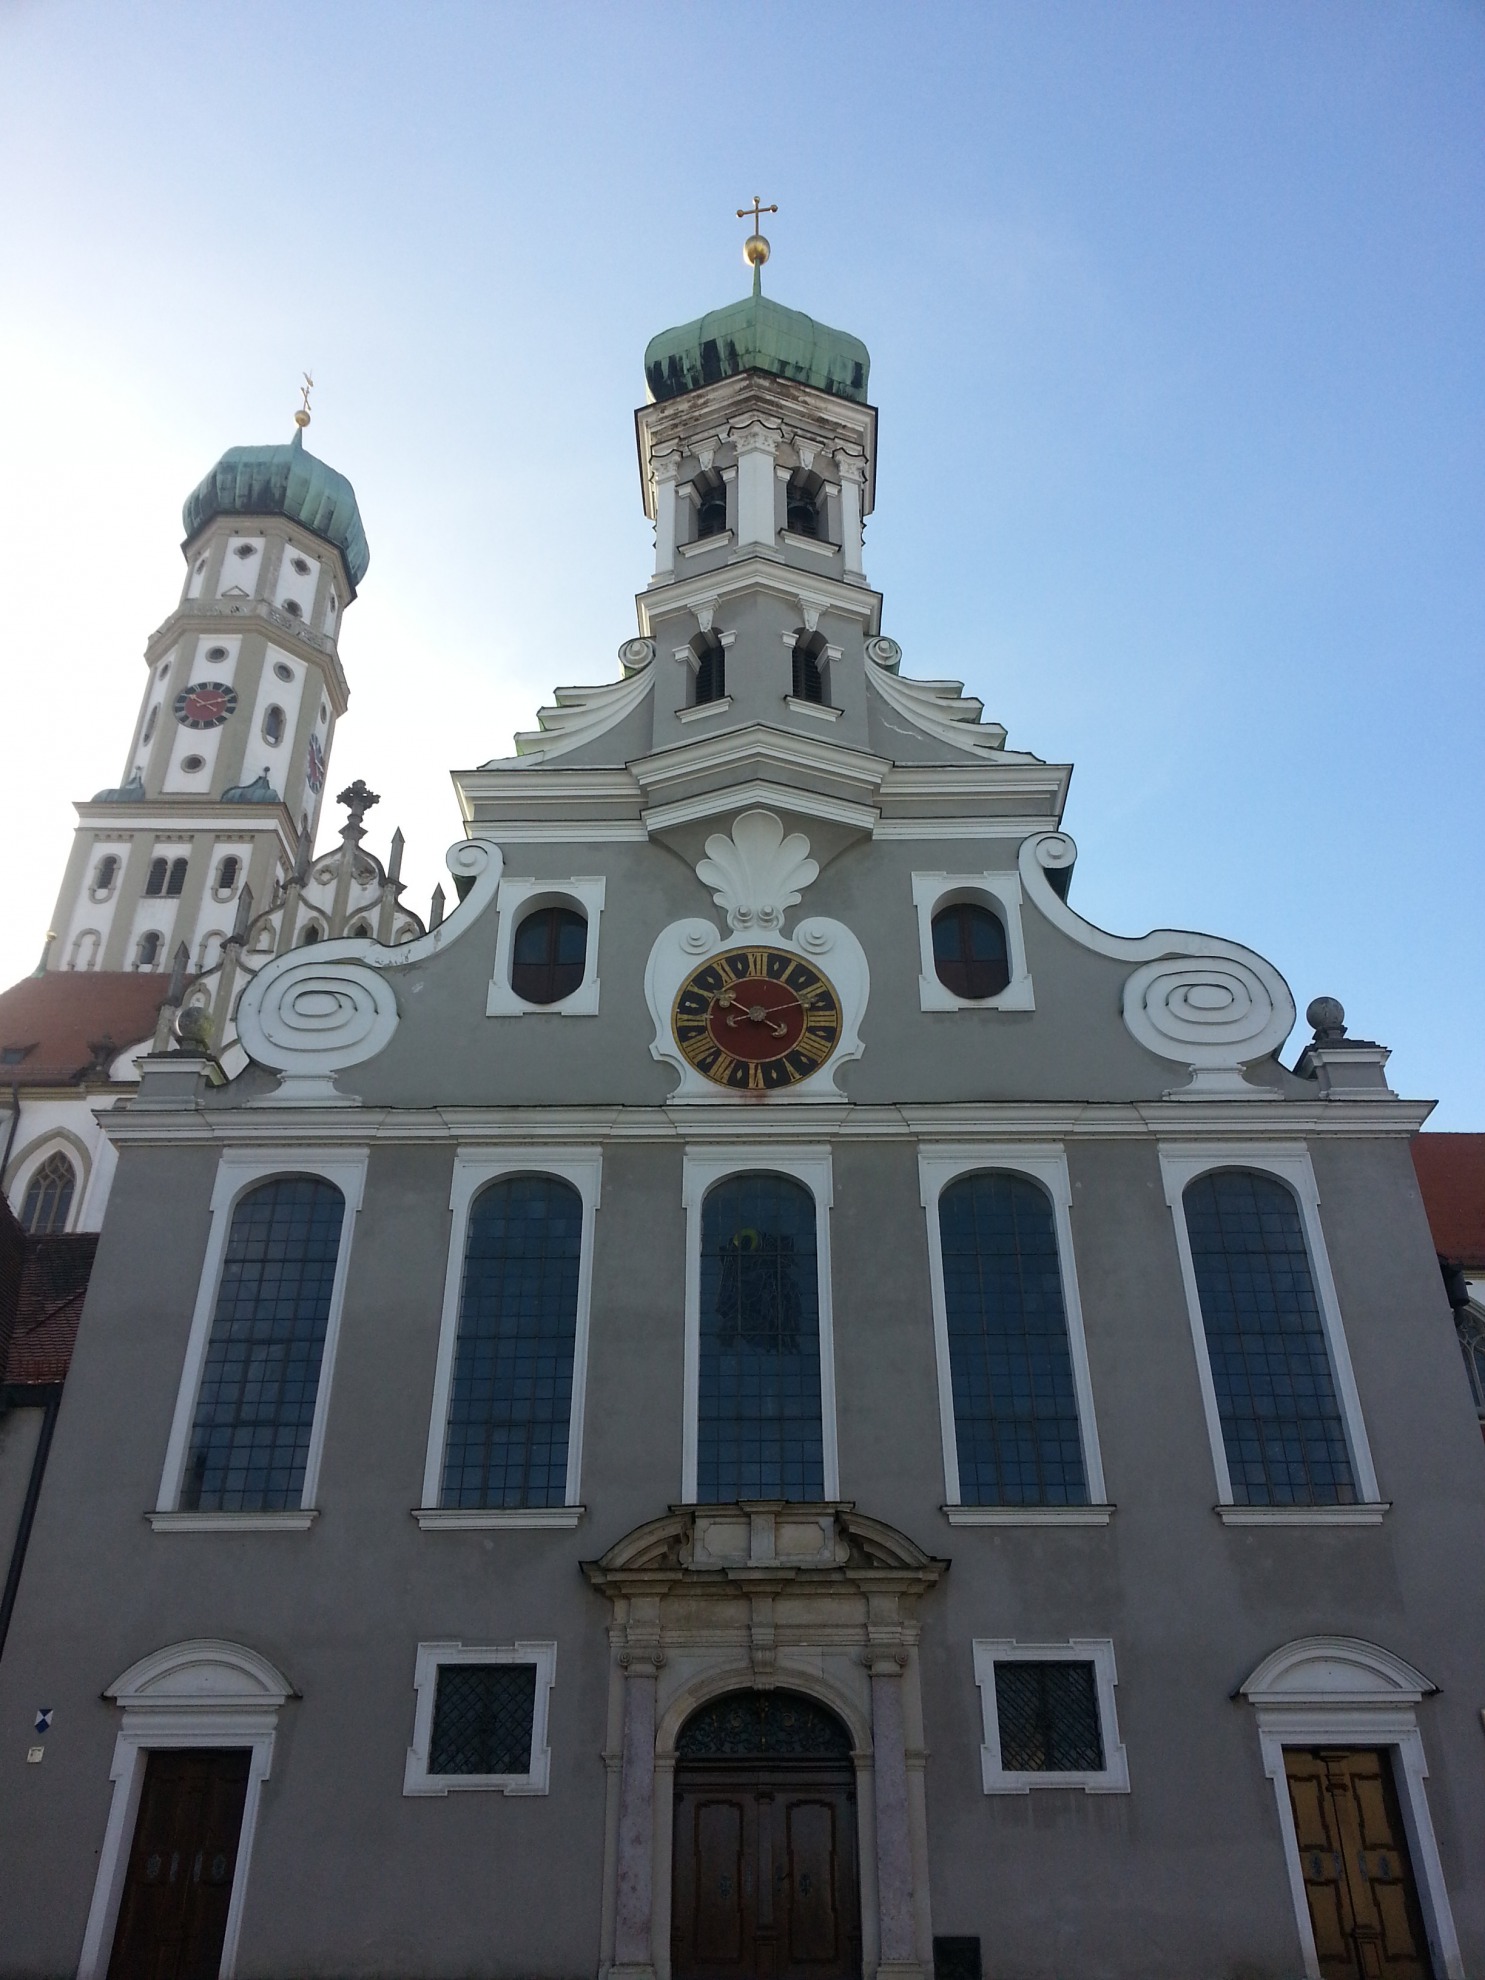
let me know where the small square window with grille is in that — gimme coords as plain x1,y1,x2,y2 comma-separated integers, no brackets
993,1659,1104,1774
429,1663,537,1777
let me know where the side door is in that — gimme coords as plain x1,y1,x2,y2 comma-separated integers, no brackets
107,1749,250,1980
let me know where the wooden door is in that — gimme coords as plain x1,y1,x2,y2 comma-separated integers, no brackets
107,1749,250,1980
1284,1748,1432,1980
673,1767,860,1980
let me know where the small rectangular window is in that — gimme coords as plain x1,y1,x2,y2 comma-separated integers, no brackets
994,1660,1103,1773
430,1663,537,1776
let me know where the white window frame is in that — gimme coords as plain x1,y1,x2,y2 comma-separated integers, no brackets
1159,1143,1383,1522
77,1639,292,1980
681,1145,838,1504
486,875,606,1016
404,1639,556,1796
919,1146,1109,1525
912,871,1035,1012
416,1148,601,1529
973,1637,1129,1794
151,1147,369,1529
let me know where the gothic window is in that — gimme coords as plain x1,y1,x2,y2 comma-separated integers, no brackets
692,631,726,706
145,858,168,897
166,857,188,897
939,1172,1087,1505
21,1152,76,1235
91,855,119,897
1182,1169,1356,1505
1457,1306,1485,1429
791,631,828,705
932,902,1011,1001
786,469,825,539
440,1175,584,1509
694,471,728,539
298,922,323,945
510,906,587,1005
215,855,240,895
181,1176,346,1512
349,920,371,940
262,705,286,746
135,932,162,970
698,1173,824,1503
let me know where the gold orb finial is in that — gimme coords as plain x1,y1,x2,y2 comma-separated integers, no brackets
294,370,313,430
736,197,778,291
743,232,770,268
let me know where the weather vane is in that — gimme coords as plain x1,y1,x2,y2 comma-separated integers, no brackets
737,197,778,293
295,372,313,431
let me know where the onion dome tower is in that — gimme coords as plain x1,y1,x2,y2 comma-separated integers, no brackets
47,393,367,978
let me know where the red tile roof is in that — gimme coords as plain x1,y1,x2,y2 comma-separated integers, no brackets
1411,1133,1485,1271
0,971,174,1086
2,1233,96,1385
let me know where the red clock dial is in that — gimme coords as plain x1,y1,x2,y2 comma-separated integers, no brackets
173,681,238,730
672,948,844,1091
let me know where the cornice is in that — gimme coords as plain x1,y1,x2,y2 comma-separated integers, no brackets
635,374,878,518
144,598,350,713
636,557,883,639
74,801,300,845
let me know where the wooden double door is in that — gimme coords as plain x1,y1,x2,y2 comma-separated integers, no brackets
1284,1748,1432,1980
107,1750,249,1980
672,1762,861,1980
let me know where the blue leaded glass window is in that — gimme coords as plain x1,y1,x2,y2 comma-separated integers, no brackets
939,1172,1087,1505
698,1173,823,1503
182,1176,346,1511
1183,1169,1355,1505
441,1175,583,1509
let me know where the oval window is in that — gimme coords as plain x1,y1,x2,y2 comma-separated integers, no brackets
282,598,303,618
511,906,587,1005
206,645,228,661
273,660,294,683
262,704,286,746
291,555,311,576
180,753,206,774
931,901,1011,1000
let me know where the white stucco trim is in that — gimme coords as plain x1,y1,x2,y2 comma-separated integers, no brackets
1240,1636,1461,1980
680,1145,838,1503
919,1146,1107,1509
156,1148,369,1515
418,1147,602,1513
403,1639,556,1796
973,1638,1129,1794
485,875,607,1017
911,872,1035,1012
78,1639,293,1980
1158,1144,1380,1507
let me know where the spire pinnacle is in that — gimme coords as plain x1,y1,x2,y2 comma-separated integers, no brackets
737,197,777,297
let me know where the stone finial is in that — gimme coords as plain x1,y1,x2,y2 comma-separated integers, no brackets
387,828,405,887
337,779,380,837
173,1002,213,1051
1306,996,1348,1044
429,883,446,930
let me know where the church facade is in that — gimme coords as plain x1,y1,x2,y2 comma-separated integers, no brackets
0,253,1482,1980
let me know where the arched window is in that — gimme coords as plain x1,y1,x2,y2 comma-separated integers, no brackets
441,1175,584,1508
348,920,371,940
91,855,119,896
1182,1170,1355,1505
932,901,1010,1001
698,1174,823,1503
21,1151,76,1235
938,1172,1087,1505
166,856,188,896
511,906,587,1005
135,931,162,970
145,857,168,897
215,855,240,895
69,929,100,972
791,631,828,705
694,472,728,539
298,922,322,945
262,704,286,746
692,631,726,706
786,470,824,539
182,1176,346,1512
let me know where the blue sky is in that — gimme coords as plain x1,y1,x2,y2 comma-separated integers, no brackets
1,1,1480,1120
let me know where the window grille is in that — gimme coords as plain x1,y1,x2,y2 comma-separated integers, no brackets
1183,1170,1355,1505
21,1152,76,1235
993,1660,1104,1773
698,1173,823,1502
181,1176,345,1512
510,907,587,1005
939,1172,1087,1504
931,903,1010,1000
441,1175,583,1508
677,1689,850,1761
1458,1308,1485,1426
429,1662,537,1776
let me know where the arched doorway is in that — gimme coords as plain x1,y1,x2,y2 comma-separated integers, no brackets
671,1690,861,1980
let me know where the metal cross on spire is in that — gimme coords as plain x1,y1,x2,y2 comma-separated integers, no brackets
737,196,778,294
295,371,314,431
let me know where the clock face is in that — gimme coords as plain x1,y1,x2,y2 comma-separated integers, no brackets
305,733,326,794
672,947,844,1091
173,681,238,730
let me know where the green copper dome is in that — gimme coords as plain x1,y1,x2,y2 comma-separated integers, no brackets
182,427,370,589
645,286,869,406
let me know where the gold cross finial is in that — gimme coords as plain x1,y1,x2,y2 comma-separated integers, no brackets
736,197,778,293
295,372,313,430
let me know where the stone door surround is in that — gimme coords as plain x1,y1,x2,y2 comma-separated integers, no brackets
584,1503,946,1980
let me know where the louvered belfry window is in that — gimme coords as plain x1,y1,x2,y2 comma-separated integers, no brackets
938,1172,1087,1504
994,1660,1104,1773
441,1176,583,1508
182,1177,345,1511
429,1663,537,1777
1183,1169,1356,1505
698,1173,824,1502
